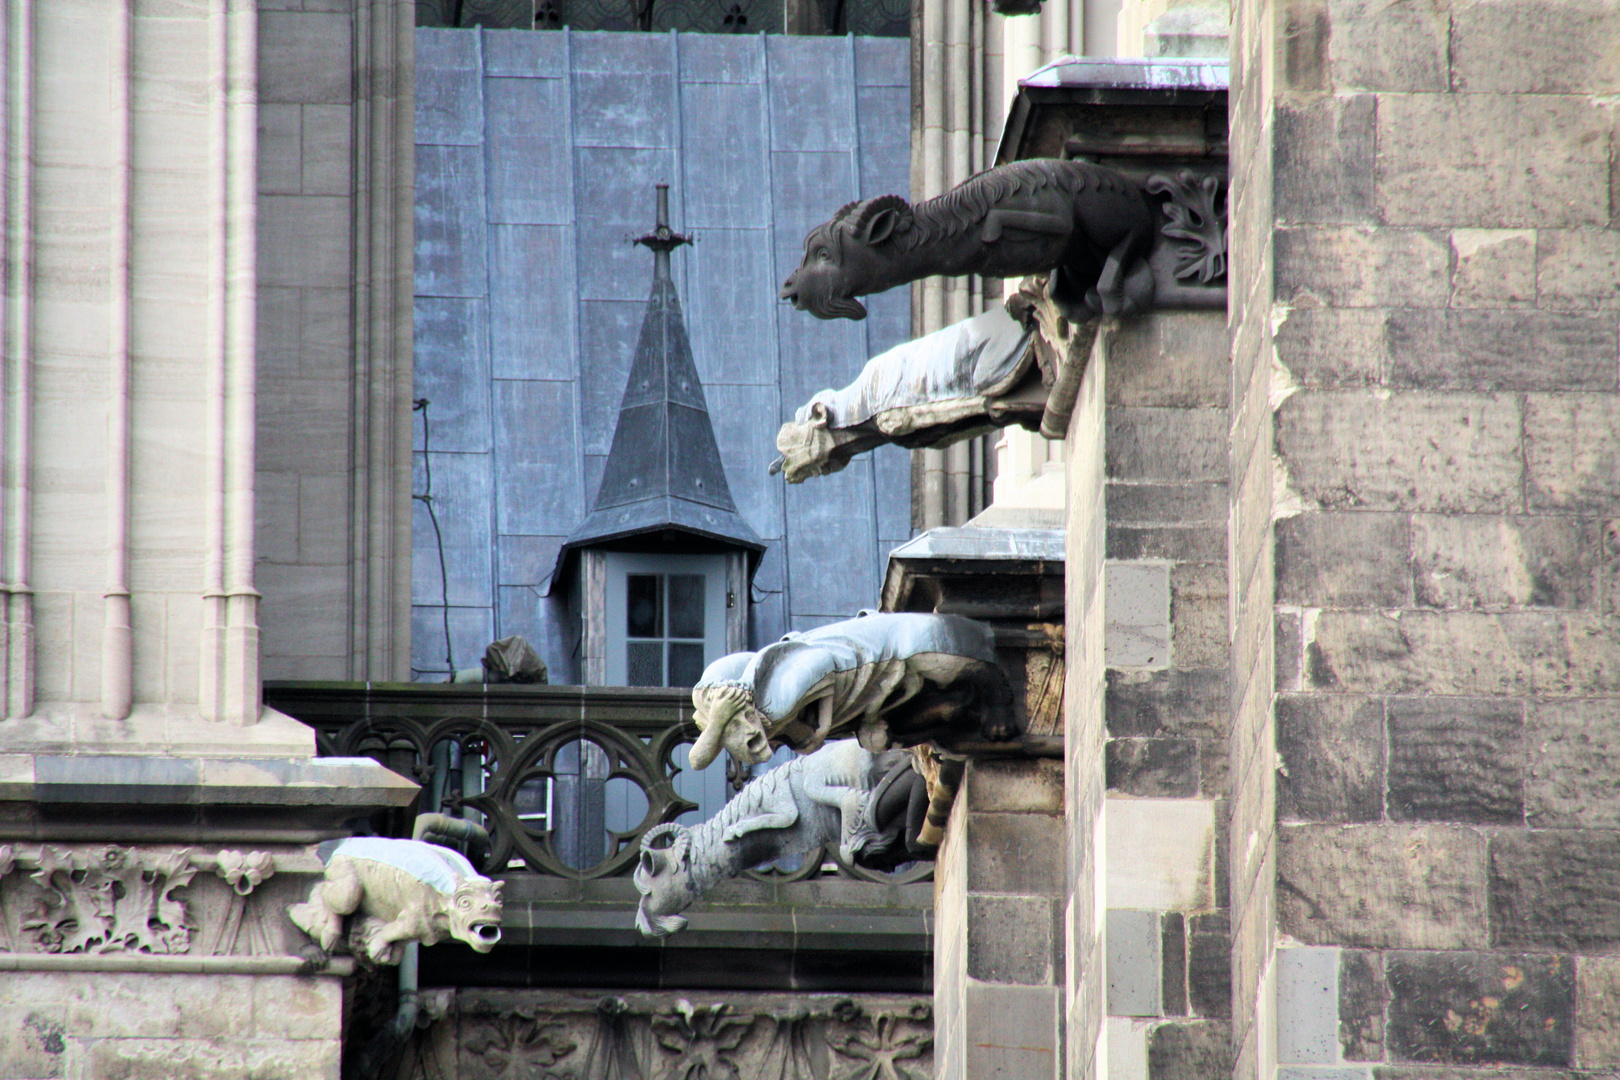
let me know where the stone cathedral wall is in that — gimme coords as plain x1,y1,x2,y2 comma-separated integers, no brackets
1230,1,1620,1077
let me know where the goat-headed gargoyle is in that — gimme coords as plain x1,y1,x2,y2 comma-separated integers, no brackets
635,740,936,937
287,837,503,966
780,158,1155,321
686,611,1016,772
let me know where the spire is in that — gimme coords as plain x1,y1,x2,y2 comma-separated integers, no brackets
559,185,763,567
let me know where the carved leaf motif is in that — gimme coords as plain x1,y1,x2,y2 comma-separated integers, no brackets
19,846,196,955
214,850,275,895
462,1013,579,1080
1144,170,1228,285
831,1014,933,1080
650,1001,753,1080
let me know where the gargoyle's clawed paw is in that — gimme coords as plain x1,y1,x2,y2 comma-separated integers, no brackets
721,824,748,843
980,716,1020,743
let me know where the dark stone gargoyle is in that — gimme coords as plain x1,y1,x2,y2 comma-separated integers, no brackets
780,158,1156,321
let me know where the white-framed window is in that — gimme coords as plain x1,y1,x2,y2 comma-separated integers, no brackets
603,552,728,687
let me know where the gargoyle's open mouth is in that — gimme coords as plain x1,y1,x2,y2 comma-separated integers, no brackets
473,923,502,946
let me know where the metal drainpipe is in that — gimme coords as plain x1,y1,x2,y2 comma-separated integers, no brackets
354,942,419,1080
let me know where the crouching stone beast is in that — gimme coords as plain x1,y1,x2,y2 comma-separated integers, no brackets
287,837,503,966
780,158,1155,321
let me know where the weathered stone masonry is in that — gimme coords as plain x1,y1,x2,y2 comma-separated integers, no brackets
1230,0,1620,1076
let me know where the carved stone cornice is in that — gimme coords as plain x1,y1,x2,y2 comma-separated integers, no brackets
0,842,320,963
403,990,934,1080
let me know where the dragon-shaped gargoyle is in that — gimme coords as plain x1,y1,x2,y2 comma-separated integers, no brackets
287,837,503,966
634,740,931,937
780,158,1155,321
685,611,1015,771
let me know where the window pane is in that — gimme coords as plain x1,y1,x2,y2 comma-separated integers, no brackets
627,641,663,687
667,642,705,688
667,574,705,638
627,574,662,637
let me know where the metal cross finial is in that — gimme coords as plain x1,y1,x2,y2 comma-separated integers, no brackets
633,183,693,255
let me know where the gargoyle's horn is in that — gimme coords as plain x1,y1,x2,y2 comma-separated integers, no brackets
851,194,908,234
828,199,862,224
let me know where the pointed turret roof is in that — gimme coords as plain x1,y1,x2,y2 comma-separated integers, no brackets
559,185,763,573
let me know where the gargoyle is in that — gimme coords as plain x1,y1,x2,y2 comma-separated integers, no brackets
780,158,1155,321
287,837,503,966
686,611,1015,771
634,740,926,937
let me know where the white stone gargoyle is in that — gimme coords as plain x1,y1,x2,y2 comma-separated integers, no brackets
686,611,1015,771
287,837,503,966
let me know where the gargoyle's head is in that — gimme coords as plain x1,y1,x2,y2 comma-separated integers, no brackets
447,878,503,953
780,196,911,321
690,680,773,770
633,823,695,938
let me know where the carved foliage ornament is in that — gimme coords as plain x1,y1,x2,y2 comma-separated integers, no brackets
1144,169,1227,285
442,993,932,1080
0,844,276,956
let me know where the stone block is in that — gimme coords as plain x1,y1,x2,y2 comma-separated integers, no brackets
1171,563,1227,668
1106,562,1171,669
257,103,301,196
0,1000,68,1079
1277,694,1385,824
82,1035,341,1080
258,11,352,105
1412,514,1601,611
1386,697,1524,825
1277,824,1487,949
1452,0,1620,93
1107,738,1200,798
1340,949,1389,1061
969,893,1058,985
1386,310,1617,390
966,811,1065,895
1526,699,1620,829
1148,1019,1234,1080
1276,391,1522,514
1277,610,1303,691
1305,610,1571,697
1106,668,1228,738
1278,947,1339,1064
1449,230,1536,309
1578,955,1620,1069
1274,227,1450,308
1107,908,1162,1017
1490,831,1620,951
1105,798,1214,910
1524,394,1620,513
961,982,1060,1080
300,104,351,197
1326,0,1449,90
964,758,1065,815
1276,95,1376,224
1107,483,1227,527
252,976,342,1040
1276,512,1412,607
1106,407,1229,483
1386,951,1574,1066
1274,308,1387,388
1108,525,1228,563
1536,228,1620,311
1106,312,1230,408
1377,94,1611,229
1186,911,1231,1019
1162,912,1188,1016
